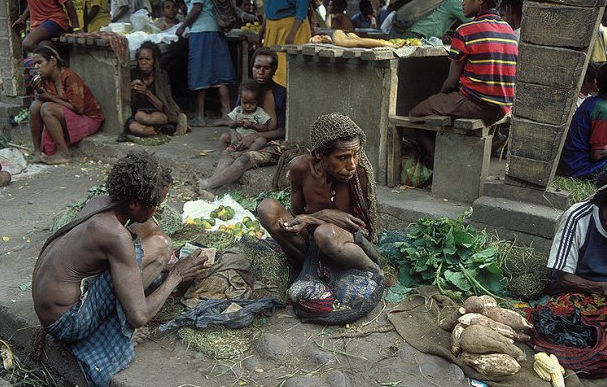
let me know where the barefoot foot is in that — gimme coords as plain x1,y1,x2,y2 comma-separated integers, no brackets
32,151,42,163
41,152,71,165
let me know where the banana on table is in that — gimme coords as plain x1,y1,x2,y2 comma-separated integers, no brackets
331,30,422,49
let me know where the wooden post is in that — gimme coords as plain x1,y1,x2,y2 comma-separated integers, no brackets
506,0,606,188
0,0,26,98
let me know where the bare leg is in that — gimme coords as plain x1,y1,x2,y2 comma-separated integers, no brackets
129,121,157,137
257,198,306,262
22,26,62,52
219,131,232,149
129,218,172,289
39,102,71,164
217,85,230,116
248,136,267,151
134,111,169,126
314,224,379,272
29,100,43,162
195,89,206,125
197,152,254,190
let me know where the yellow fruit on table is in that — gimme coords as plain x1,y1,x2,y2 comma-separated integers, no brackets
233,230,243,237
202,221,212,229
219,225,227,231
185,219,196,225
235,222,243,229
242,216,251,224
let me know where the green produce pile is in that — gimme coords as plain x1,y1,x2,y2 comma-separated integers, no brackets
386,209,507,301
231,189,291,213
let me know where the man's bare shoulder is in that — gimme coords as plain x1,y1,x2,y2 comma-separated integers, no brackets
288,154,315,177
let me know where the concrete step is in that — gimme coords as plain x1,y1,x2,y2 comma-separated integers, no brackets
472,195,563,240
484,177,570,210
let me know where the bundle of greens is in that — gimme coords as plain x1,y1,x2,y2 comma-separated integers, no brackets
231,189,291,213
392,209,507,301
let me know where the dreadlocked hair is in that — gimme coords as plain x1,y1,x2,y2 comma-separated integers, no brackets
309,113,378,242
106,151,173,209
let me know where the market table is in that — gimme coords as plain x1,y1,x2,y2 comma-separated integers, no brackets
273,43,449,185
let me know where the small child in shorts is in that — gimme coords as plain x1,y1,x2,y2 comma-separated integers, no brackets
219,80,271,151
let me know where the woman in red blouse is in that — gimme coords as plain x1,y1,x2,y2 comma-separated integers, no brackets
29,45,104,164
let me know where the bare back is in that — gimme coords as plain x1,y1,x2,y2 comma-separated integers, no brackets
32,196,135,327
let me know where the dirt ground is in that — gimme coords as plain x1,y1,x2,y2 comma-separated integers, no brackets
0,151,469,387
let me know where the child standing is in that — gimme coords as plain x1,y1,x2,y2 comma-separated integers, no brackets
218,80,271,151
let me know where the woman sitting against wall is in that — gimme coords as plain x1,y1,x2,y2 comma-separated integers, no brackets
29,45,104,164
126,41,188,137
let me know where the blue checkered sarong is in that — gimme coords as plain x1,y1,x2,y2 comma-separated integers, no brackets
46,241,144,387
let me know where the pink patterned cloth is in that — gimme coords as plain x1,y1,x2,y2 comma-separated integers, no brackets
41,106,103,155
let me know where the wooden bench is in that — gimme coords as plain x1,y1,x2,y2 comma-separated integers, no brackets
387,115,493,203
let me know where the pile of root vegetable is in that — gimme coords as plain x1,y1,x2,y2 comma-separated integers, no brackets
441,295,567,386
441,295,532,378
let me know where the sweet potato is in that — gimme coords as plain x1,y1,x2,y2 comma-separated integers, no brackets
482,307,533,331
451,323,466,355
463,295,498,313
458,313,518,339
439,307,465,331
459,352,521,377
459,325,524,361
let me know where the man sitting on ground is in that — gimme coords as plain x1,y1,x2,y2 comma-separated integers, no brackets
32,151,208,387
409,0,517,165
559,64,607,181
258,112,381,274
547,171,607,297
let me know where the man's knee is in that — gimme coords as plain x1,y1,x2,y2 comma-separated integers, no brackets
134,111,147,123
257,198,283,228
30,100,42,115
236,153,252,168
40,102,58,119
22,37,37,53
314,224,340,255
144,233,172,267
219,132,230,143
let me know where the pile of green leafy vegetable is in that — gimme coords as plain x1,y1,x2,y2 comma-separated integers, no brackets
231,189,291,214
390,209,507,301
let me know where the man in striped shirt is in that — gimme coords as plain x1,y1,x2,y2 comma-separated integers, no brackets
547,173,607,296
409,0,517,165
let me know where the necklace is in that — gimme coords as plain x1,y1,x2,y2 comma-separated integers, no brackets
330,184,336,207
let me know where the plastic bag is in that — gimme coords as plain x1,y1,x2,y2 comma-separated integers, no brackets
531,308,596,348
401,155,432,188
130,9,150,31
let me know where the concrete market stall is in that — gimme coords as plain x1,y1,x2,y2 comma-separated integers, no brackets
274,43,449,185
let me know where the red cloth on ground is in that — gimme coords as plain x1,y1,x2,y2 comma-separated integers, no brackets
27,0,69,30
42,106,103,155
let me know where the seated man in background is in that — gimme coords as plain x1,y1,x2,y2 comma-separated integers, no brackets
547,171,607,297
32,151,208,386
389,0,469,40
578,62,598,108
351,0,377,29
559,64,607,181
409,0,517,166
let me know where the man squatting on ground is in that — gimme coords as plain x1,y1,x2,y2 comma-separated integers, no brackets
547,170,607,296
258,113,382,276
32,152,209,387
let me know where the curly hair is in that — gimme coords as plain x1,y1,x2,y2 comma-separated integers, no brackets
106,151,173,209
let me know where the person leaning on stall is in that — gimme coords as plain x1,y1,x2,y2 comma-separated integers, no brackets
29,45,104,165
263,0,312,88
